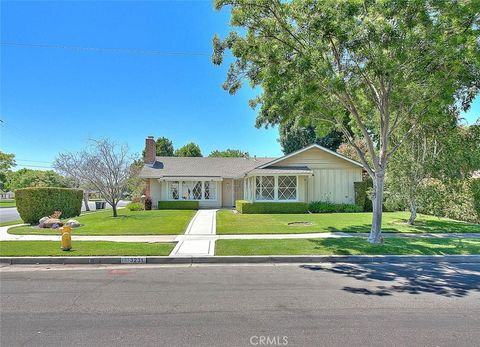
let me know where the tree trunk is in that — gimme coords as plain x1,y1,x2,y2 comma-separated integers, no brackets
112,203,118,217
83,191,90,212
408,197,417,225
368,171,385,244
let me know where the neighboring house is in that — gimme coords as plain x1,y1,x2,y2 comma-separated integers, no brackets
0,191,15,199
140,136,364,208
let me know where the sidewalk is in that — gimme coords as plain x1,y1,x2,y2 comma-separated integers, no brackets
2,223,479,244
169,209,217,256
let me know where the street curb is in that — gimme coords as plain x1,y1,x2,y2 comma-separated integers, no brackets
1,255,479,265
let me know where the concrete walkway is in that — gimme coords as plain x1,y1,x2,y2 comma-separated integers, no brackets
169,210,217,257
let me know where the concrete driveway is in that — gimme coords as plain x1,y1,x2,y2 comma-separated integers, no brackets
0,200,129,223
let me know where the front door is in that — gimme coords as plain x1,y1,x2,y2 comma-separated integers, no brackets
221,179,234,207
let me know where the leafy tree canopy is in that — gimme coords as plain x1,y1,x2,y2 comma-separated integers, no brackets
279,117,345,154
0,151,16,190
155,137,174,156
175,143,203,157
209,149,249,157
6,168,69,191
213,0,480,243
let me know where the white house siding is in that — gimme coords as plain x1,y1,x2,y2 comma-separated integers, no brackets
222,178,234,207
150,179,162,209
234,178,244,201
270,147,363,204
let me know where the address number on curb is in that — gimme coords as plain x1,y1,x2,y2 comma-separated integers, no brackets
121,257,147,264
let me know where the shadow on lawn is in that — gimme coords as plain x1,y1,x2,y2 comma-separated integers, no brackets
325,219,480,233
301,262,480,297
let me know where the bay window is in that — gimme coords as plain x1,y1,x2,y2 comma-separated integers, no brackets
255,176,275,200
254,175,298,201
278,176,297,200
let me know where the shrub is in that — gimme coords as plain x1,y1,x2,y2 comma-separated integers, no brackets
15,187,83,224
144,197,152,210
417,178,479,224
471,179,480,220
158,200,199,210
235,200,308,214
308,201,363,213
354,178,373,212
127,202,144,211
235,200,248,213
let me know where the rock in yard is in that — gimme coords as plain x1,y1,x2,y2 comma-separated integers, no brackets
65,219,81,228
43,218,64,228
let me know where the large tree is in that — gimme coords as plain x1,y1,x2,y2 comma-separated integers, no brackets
155,137,175,156
0,151,16,190
6,169,69,191
54,139,133,217
175,143,202,157
279,118,345,154
209,148,249,157
213,0,479,243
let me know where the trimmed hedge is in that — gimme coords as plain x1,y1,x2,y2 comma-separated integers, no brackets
158,200,199,210
235,200,309,214
15,187,83,224
308,201,363,213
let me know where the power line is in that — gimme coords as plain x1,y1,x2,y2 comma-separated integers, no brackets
15,164,53,169
1,42,211,57
16,159,53,164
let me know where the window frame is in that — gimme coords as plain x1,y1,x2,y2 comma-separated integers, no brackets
254,175,299,202
166,180,218,202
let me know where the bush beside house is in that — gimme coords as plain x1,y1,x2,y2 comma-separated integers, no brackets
235,200,363,214
235,200,309,214
158,200,199,210
308,201,363,213
15,187,83,224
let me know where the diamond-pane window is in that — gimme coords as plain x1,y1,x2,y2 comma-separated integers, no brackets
256,176,275,200
278,176,297,200
204,181,216,200
192,181,202,200
168,181,179,200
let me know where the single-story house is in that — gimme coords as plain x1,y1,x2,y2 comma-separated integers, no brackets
140,136,364,209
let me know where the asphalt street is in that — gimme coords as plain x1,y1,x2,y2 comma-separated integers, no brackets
1,262,479,347
0,200,128,223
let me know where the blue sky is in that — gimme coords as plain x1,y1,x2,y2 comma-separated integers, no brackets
1,1,478,170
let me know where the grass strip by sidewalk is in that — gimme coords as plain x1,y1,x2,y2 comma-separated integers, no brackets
0,241,175,257
216,210,480,234
0,199,15,208
215,238,480,256
9,209,196,235
0,220,24,227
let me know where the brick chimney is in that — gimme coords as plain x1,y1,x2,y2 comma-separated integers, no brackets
144,136,156,164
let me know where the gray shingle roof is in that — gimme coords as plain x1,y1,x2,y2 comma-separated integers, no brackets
139,156,276,179
247,166,312,175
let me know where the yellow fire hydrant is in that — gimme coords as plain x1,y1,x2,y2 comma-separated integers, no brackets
60,225,72,251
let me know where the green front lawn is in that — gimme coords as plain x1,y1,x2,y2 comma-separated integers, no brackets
216,237,480,256
217,210,480,234
0,199,15,208
0,220,24,227
0,241,175,256
9,209,196,235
